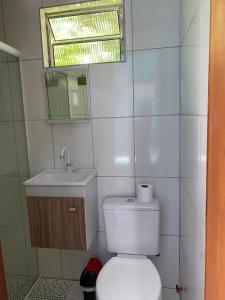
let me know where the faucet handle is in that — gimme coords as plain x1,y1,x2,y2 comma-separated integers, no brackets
72,161,79,172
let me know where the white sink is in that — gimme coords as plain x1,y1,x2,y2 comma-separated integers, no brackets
24,169,96,186
23,169,97,197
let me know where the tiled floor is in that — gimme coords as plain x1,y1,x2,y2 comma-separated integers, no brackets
26,278,75,300
7,275,37,300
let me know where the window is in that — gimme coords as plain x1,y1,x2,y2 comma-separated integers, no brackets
40,0,125,67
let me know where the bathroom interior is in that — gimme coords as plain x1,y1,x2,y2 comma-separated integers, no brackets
0,0,210,299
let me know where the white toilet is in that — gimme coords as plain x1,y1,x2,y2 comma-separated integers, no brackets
96,197,162,300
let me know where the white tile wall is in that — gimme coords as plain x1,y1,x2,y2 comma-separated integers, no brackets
135,116,179,177
151,236,179,288
92,118,135,176
37,248,62,278
0,122,18,175
0,227,28,275
136,178,179,236
132,0,180,50
0,0,181,290
180,1,210,299
134,48,179,116
52,122,94,169
26,120,54,176
21,60,47,121
0,62,13,121
90,52,133,118
0,177,23,227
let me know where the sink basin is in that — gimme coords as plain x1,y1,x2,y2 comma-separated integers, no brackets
23,169,97,198
24,169,96,186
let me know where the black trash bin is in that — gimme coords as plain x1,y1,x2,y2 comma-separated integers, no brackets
80,258,103,300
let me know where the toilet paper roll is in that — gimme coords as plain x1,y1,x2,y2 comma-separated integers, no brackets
137,184,153,202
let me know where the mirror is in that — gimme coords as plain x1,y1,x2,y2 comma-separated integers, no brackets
45,68,89,122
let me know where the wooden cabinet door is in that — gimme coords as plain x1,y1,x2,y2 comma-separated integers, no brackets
27,197,86,250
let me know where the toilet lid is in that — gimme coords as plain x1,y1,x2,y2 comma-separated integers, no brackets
96,255,161,300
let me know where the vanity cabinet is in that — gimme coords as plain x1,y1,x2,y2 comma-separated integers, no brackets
24,169,98,251
27,197,86,250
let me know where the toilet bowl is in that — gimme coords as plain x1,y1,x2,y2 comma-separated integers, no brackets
96,254,162,300
96,197,162,300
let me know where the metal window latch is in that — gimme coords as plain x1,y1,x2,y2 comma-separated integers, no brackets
68,207,77,213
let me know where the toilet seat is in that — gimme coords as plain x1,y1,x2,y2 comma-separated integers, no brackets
96,254,162,300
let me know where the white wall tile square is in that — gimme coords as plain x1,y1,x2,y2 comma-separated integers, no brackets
135,116,179,177
136,178,179,236
0,177,23,227
132,0,179,50
52,122,93,169
21,60,47,121
134,48,179,116
61,241,97,280
90,52,133,118
0,122,18,176
0,227,28,276
151,236,179,288
2,0,43,60
92,118,134,176
38,248,62,278
26,120,54,176
97,177,135,231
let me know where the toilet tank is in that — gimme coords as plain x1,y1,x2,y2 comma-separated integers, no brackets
103,197,160,256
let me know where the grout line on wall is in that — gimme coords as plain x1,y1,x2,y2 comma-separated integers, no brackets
97,230,179,238
132,46,180,52
96,175,179,179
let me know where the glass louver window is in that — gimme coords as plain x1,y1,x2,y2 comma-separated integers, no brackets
40,0,124,67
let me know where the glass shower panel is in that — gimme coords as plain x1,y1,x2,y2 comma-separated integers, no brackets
0,49,38,300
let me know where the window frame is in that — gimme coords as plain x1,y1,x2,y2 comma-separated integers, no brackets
40,1,125,68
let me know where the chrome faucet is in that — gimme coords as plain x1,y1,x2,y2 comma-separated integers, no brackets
60,147,72,172
59,147,79,172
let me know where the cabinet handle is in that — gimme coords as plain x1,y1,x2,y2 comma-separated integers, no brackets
68,207,77,213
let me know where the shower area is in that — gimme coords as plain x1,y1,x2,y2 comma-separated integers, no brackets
0,43,38,299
